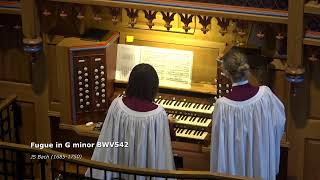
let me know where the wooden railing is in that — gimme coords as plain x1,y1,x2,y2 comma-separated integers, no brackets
0,141,261,180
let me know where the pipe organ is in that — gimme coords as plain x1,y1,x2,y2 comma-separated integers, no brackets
5,0,296,178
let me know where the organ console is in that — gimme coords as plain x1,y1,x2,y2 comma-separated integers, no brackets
38,0,290,178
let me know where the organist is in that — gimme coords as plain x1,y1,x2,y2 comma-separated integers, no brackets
210,49,286,180
86,63,175,179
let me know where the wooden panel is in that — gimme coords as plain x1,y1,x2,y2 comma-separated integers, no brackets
56,43,71,124
270,70,287,104
0,49,31,83
309,61,320,118
0,14,30,83
304,139,320,180
0,81,51,143
18,102,36,144
47,44,60,103
44,35,65,114
173,148,210,170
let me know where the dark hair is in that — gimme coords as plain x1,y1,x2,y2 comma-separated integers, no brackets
125,63,159,102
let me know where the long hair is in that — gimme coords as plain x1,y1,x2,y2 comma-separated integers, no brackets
125,63,159,102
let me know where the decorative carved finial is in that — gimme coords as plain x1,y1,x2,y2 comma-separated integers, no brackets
198,16,212,34
235,20,248,37
276,32,284,40
256,24,266,39
179,14,194,33
58,3,69,18
308,54,319,62
125,8,139,28
76,6,84,20
161,12,176,31
274,24,286,40
274,32,286,58
76,12,84,20
256,31,265,39
92,6,102,21
42,9,52,17
13,24,21,30
143,10,157,29
93,15,102,21
307,47,319,62
273,24,287,58
110,8,121,25
216,17,230,36
59,8,68,18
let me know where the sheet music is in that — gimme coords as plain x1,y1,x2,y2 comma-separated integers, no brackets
116,44,193,88
115,44,140,81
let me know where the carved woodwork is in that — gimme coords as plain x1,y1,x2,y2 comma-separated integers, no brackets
234,20,248,37
58,3,68,18
198,16,212,34
110,7,121,25
125,8,139,28
75,5,85,20
216,17,230,36
161,12,176,31
92,6,102,22
273,24,287,58
143,10,158,29
42,8,52,17
179,14,194,33
256,23,266,39
305,46,320,62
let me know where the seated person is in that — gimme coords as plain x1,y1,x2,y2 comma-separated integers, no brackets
86,63,175,180
210,50,285,180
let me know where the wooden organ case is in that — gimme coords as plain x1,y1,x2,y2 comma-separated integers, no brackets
56,33,119,125
42,0,290,178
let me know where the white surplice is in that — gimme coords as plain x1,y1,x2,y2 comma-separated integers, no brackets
85,97,175,180
210,86,285,180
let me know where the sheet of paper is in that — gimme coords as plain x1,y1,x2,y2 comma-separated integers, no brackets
116,44,193,88
115,44,140,81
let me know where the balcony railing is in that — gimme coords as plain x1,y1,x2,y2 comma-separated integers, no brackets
0,141,261,180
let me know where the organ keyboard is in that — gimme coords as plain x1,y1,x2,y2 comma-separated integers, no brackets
168,113,212,129
155,97,214,115
114,87,215,145
175,128,209,144
116,92,215,116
